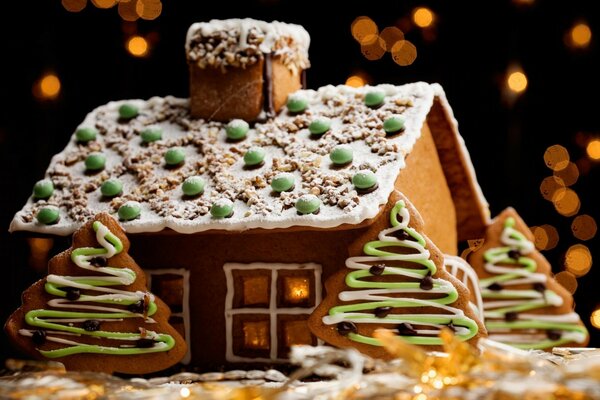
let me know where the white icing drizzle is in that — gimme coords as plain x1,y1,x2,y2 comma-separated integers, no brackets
444,255,484,318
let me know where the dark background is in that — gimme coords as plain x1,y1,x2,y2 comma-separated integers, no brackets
1,0,598,361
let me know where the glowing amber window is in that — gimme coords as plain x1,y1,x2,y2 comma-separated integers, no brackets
283,319,313,347
283,277,310,306
243,320,269,350
243,275,270,307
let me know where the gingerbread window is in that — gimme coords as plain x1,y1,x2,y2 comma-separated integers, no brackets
145,268,191,364
224,262,322,362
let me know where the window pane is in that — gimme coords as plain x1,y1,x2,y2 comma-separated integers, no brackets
277,315,316,358
232,269,271,308
232,315,270,359
277,270,315,308
150,273,183,313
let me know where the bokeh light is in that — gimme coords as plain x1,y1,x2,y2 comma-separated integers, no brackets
571,214,597,241
379,27,404,52
351,16,378,45
543,144,570,171
586,139,600,160
33,73,61,100
553,161,579,186
361,38,386,61
569,22,592,48
507,70,528,93
136,0,162,20
531,225,559,250
127,36,149,57
564,244,592,277
555,271,578,294
62,0,87,12
91,0,116,8
412,7,434,28
346,75,367,87
552,188,580,217
118,0,139,21
539,176,565,201
391,40,417,66
591,308,600,329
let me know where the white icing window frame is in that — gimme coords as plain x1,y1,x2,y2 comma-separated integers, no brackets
145,268,191,365
224,262,322,363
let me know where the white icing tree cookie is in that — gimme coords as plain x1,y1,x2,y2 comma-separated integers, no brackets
308,192,485,359
4,213,187,374
467,208,589,350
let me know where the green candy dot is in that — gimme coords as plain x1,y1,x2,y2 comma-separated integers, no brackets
330,145,354,165
309,118,331,135
383,116,405,134
119,103,139,120
141,127,162,143
75,127,98,143
243,147,266,166
271,172,295,192
165,147,185,166
295,194,321,215
364,91,385,108
352,170,377,189
118,201,141,221
33,179,54,200
85,152,106,171
226,119,249,140
287,93,308,113
36,206,60,225
182,176,205,196
100,178,123,197
210,199,234,218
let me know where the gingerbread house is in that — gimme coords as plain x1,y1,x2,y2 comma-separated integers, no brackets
9,19,490,368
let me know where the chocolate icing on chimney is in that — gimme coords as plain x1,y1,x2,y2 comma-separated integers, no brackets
185,19,310,121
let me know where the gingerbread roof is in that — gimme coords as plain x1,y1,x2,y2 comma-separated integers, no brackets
10,82,488,236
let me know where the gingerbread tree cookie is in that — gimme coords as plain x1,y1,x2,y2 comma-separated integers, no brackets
467,208,589,350
4,213,187,374
308,192,485,359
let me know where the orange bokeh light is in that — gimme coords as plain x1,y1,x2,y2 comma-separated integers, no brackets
552,188,580,217
553,161,579,186
346,75,367,87
413,7,435,28
564,244,592,277
540,176,565,201
570,23,592,48
587,139,600,160
351,16,378,45
571,214,597,241
507,71,527,93
555,271,578,294
391,40,417,66
62,0,87,12
531,225,559,251
127,36,149,57
543,144,570,171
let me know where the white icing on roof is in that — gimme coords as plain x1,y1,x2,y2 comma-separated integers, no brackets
9,82,486,236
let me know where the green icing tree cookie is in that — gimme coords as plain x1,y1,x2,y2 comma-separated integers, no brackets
4,213,187,374
308,191,485,359
467,207,589,350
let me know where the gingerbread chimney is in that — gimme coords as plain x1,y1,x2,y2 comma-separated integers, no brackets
185,19,310,121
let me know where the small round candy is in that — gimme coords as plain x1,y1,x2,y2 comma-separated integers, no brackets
271,172,295,192
226,119,249,140
33,179,54,200
352,170,377,190
243,147,266,167
364,91,385,108
182,176,205,196
141,126,162,143
287,93,308,113
119,103,139,120
308,118,331,135
164,147,185,166
75,127,98,143
210,198,234,218
118,201,141,221
100,178,123,197
85,152,106,171
295,194,321,215
329,145,354,166
383,116,405,134
36,206,60,225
